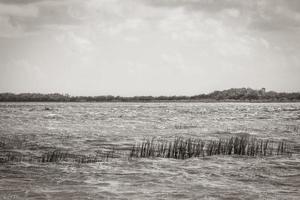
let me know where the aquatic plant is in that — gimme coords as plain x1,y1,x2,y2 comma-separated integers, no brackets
129,136,292,159
0,135,294,164
0,151,23,163
40,150,115,163
0,134,117,164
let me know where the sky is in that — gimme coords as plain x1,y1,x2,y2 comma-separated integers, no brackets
0,0,300,96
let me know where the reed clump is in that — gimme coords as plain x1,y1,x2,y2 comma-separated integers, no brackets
129,136,292,159
39,149,115,164
0,151,23,163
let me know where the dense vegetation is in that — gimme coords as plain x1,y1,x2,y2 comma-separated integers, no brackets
0,135,294,164
0,88,300,102
130,136,292,159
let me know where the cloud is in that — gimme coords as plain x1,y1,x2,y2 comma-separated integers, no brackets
0,0,299,94
249,1,300,31
0,3,38,17
0,1,40,37
0,0,82,37
0,16,24,37
0,0,41,5
1,0,300,34
55,31,93,55
223,8,240,18
142,0,300,31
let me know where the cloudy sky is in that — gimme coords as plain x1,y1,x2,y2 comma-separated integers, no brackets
0,0,299,96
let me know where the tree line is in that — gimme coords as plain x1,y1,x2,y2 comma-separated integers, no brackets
0,88,300,102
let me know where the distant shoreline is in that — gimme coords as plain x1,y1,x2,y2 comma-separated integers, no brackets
1,101,300,103
1,88,300,103
1,99,300,103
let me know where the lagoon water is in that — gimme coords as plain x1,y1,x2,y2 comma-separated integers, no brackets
0,102,300,199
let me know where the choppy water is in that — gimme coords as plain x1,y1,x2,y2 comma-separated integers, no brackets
0,102,300,199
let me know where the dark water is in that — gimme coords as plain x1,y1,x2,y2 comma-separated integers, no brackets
0,102,299,199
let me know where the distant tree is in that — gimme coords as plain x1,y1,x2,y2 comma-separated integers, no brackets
0,88,299,102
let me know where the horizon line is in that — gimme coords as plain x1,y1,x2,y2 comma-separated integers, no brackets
1,87,300,97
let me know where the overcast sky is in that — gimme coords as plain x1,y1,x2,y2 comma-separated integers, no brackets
0,0,299,96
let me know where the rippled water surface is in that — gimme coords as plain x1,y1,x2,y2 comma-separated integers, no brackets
0,102,300,199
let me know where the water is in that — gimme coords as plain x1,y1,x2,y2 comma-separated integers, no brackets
0,102,299,199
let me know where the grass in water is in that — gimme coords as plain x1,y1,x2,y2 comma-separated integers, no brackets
40,151,100,163
129,136,292,159
0,135,294,163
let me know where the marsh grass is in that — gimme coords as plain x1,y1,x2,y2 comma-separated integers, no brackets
39,148,117,163
130,136,292,159
0,150,117,164
40,151,97,163
0,151,24,163
0,134,118,164
0,135,294,164
0,149,116,164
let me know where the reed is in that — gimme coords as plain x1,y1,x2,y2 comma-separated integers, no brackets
0,135,294,164
129,136,292,159
39,150,115,163
0,149,115,164
0,134,116,164
0,151,23,163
